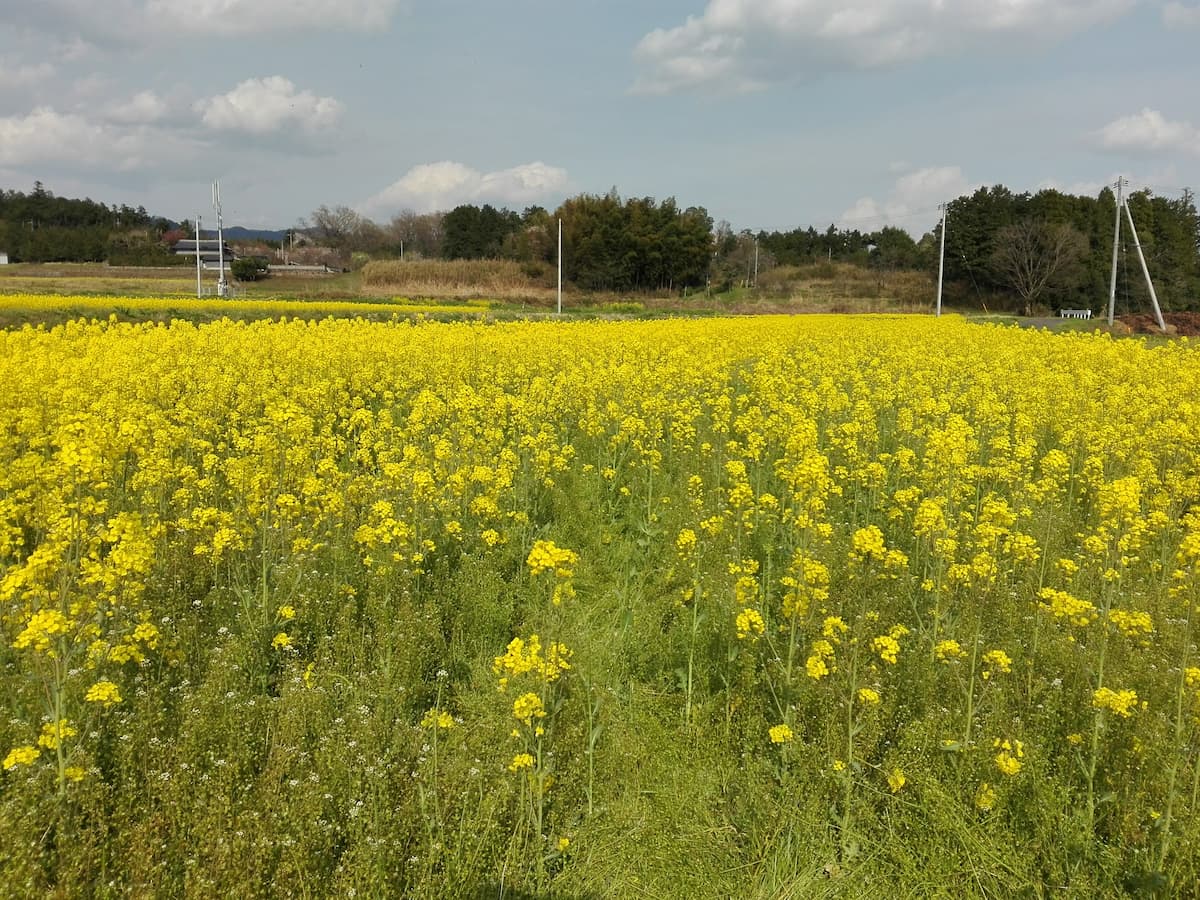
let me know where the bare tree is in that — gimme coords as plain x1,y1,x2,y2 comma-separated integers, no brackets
304,204,369,249
991,220,1088,316
388,209,446,259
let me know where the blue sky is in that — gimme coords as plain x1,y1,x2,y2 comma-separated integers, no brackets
0,0,1196,236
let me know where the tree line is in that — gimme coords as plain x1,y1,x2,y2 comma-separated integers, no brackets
0,183,183,265
4,179,1198,311
938,185,1200,313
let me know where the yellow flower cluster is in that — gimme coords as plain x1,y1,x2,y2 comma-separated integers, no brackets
1107,609,1154,639
873,634,902,665
857,687,881,706
768,724,794,744
526,540,579,578
13,609,73,654
993,739,1024,777
38,719,77,751
508,752,534,772
982,649,1013,679
735,608,765,641
806,640,836,680
935,640,967,662
420,708,456,730
3,745,40,770
1037,588,1096,626
512,692,547,726
1092,687,1140,718
84,680,122,708
493,635,572,686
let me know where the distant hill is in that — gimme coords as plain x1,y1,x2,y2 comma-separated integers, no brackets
221,226,288,243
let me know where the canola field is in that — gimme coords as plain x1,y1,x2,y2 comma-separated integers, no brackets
2,311,1200,897
0,291,491,324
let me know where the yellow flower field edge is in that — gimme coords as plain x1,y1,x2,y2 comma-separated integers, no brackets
1,313,1200,896
0,291,491,320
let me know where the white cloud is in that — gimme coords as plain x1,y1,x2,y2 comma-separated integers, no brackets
0,107,164,169
1,0,402,41
840,165,977,235
634,0,1135,93
362,160,570,215
0,59,55,90
107,90,170,124
1163,2,1200,25
196,77,342,135
144,0,401,33
1098,108,1200,155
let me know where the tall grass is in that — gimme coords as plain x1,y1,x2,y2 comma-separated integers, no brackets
362,259,555,297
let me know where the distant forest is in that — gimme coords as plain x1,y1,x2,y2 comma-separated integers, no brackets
3,180,1198,311
0,182,186,266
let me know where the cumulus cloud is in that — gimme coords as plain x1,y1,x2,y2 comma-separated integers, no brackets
1163,2,1200,25
362,161,570,215
0,0,402,41
840,166,977,235
196,77,342,135
634,0,1135,93
106,90,170,125
0,107,169,169
0,58,55,90
1098,108,1200,155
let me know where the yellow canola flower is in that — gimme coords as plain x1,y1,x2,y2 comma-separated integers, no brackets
993,738,1024,776
806,639,836,680
526,540,578,577
13,609,73,653
887,768,907,793
822,616,849,641
1038,588,1096,626
84,680,123,708
873,634,901,665
935,640,967,662
736,608,765,640
3,745,41,770
982,649,1012,679
858,687,881,706
38,719,77,751
272,632,293,651
512,692,546,726
675,528,698,557
1093,687,1139,718
975,782,997,811
493,635,571,684
1107,609,1153,639
420,708,455,730
768,724,794,744
508,753,534,773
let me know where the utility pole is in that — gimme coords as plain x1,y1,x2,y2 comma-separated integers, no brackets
1123,194,1168,332
557,218,562,315
195,215,202,298
212,182,227,298
1107,177,1123,326
936,203,947,317
753,238,759,288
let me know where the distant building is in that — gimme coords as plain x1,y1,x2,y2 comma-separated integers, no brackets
0,251,9,265
172,239,234,263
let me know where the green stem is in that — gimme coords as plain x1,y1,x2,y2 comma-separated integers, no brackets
684,557,700,726
1155,594,1194,870
840,641,859,858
